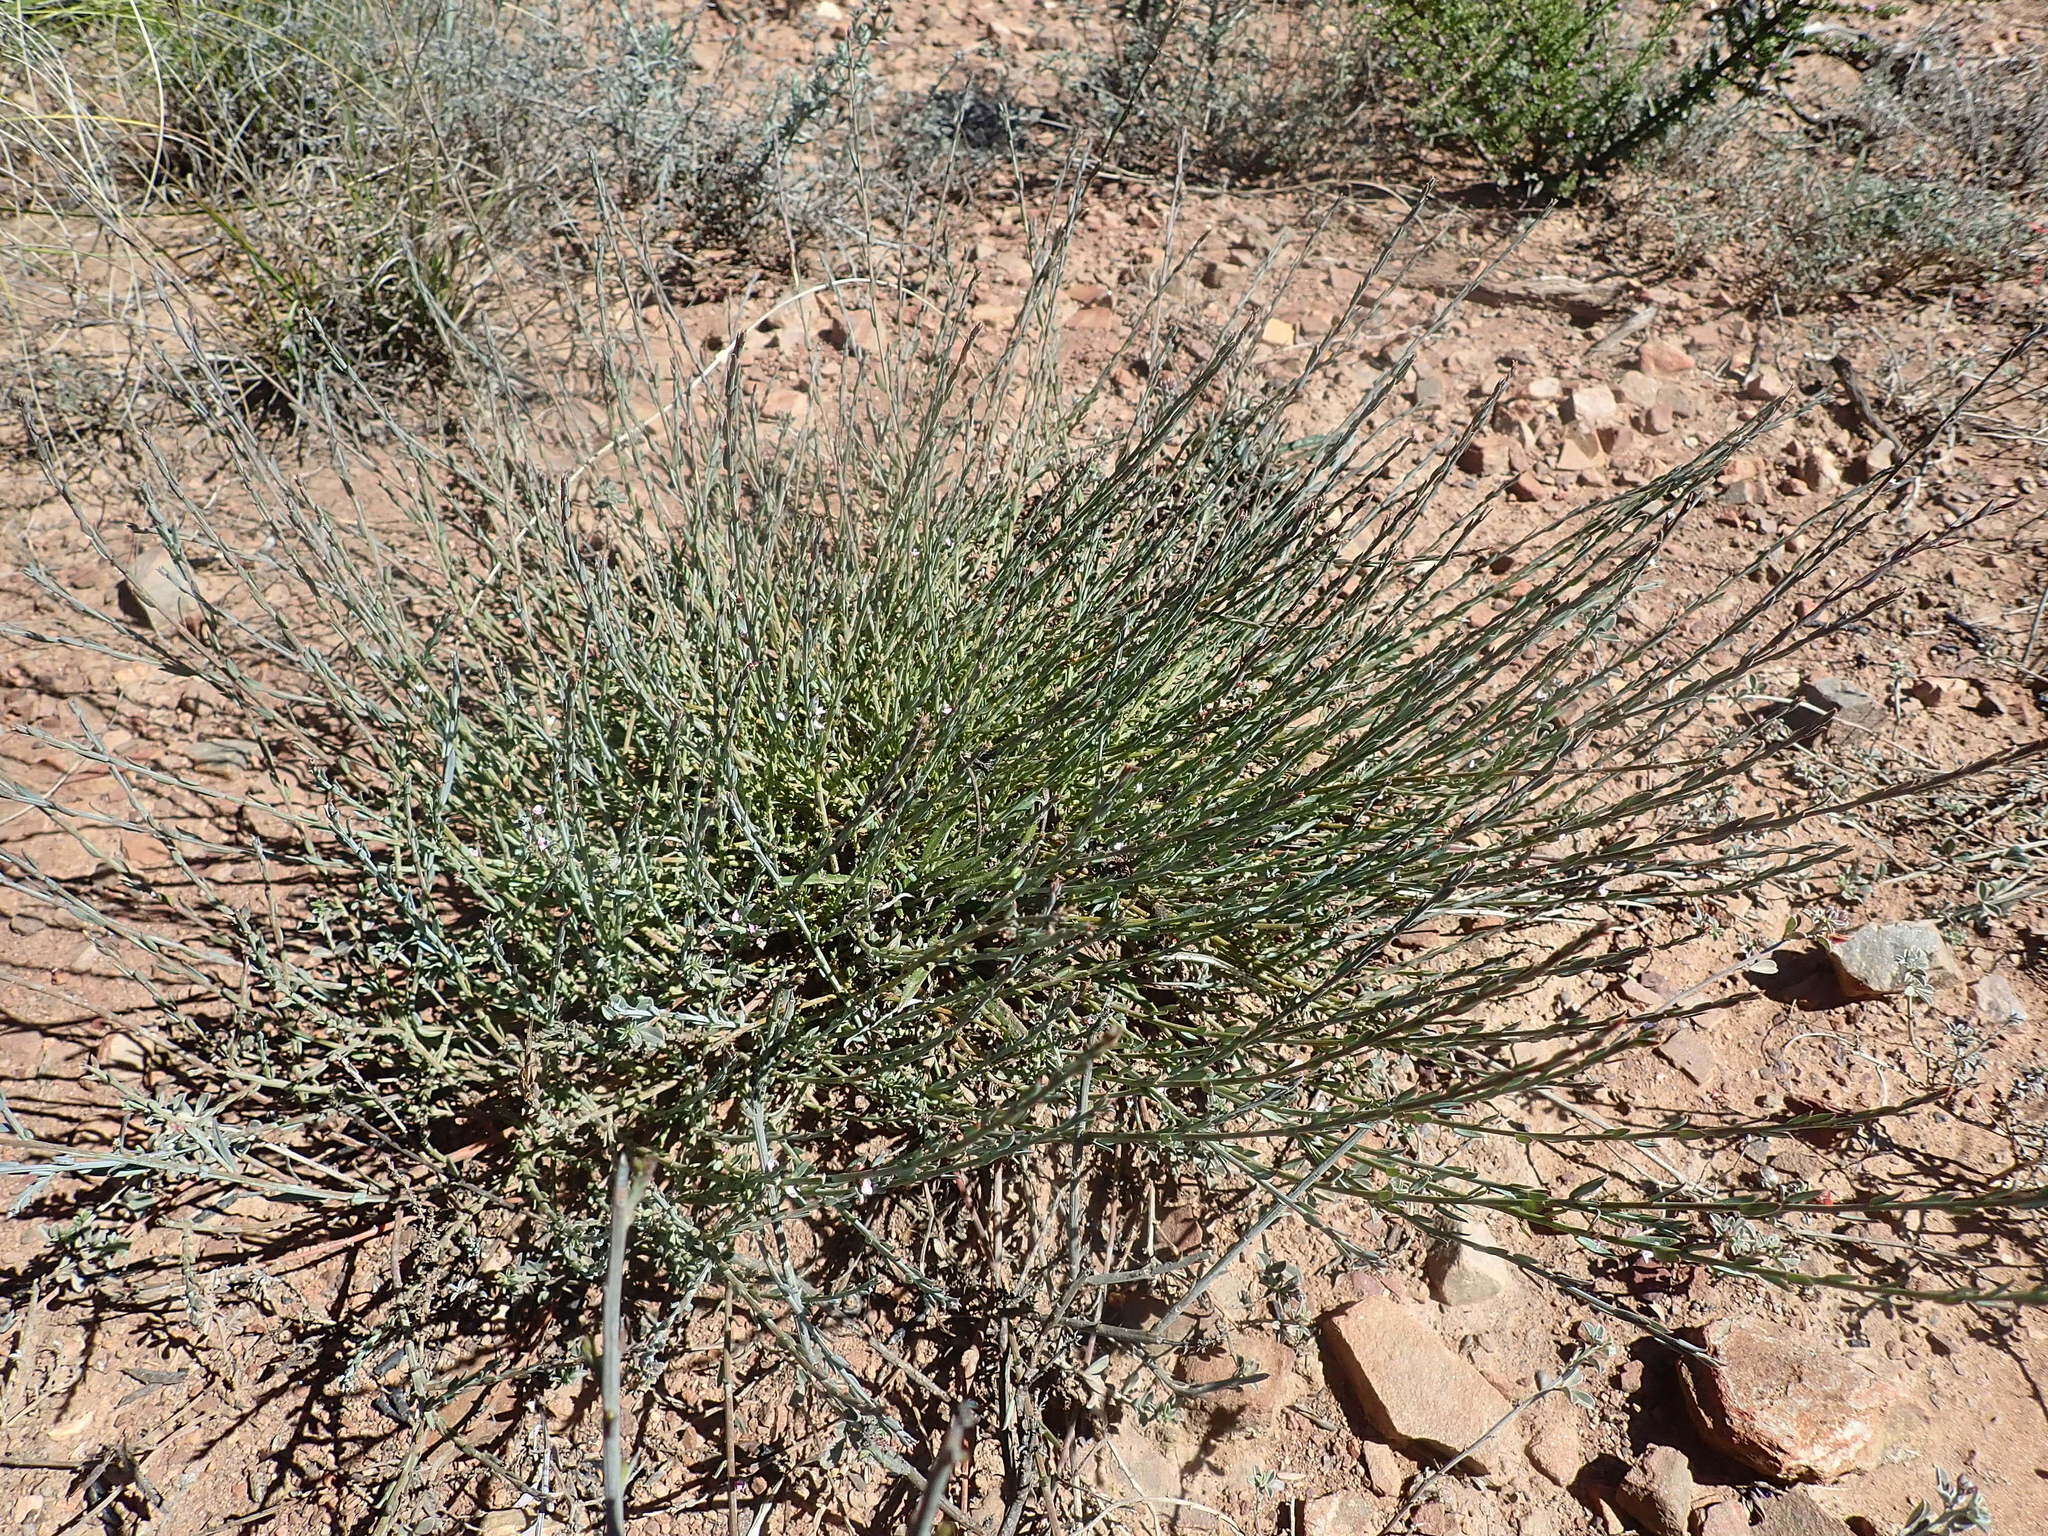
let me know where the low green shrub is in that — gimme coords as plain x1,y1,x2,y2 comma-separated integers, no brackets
1824,24,2048,193
12,266,2041,1271
5,238,2044,1513
203,193,487,397
1664,147,2032,304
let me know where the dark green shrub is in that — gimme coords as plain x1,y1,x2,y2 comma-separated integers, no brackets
1378,0,1817,194
1084,0,1820,195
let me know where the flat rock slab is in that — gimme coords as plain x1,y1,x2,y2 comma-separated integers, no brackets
1788,676,1880,740
1425,1218,1517,1308
1694,1502,1750,1536
1320,1298,1517,1475
1302,1491,1386,1536
1613,1443,1695,1536
1826,921,1964,999
1753,1489,1857,1536
1683,1319,1891,1482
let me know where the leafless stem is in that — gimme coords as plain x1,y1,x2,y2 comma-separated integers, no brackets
603,1152,654,1536
910,1400,979,1536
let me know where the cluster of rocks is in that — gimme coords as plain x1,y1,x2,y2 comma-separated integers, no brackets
1476,340,1707,503
1308,1300,1891,1536
1427,333,1914,518
1785,670,2019,746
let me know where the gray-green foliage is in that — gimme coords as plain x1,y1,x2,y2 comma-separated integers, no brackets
1632,30,2046,306
1891,1471,1991,1536
139,0,850,225
1079,0,1381,183
8,259,2039,1313
33,0,859,393
6,236,2047,1511
1839,26,2048,193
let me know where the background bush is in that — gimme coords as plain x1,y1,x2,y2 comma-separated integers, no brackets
3,0,862,397
1080,0,1819,194
1074,0,1382,183
1375,0,1815,194
1629,26,2047,305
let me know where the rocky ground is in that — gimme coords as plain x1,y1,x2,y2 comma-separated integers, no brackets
3,0,2047,1532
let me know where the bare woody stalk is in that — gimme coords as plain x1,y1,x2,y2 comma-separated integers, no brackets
909,1400,979,1536
603,1153,653,1536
